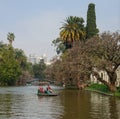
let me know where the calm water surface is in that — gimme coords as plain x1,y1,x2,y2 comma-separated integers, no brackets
0,86,120,119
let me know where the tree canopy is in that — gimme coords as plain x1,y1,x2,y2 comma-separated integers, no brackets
86,3,99,39
7,32,15,46
0,41,32,86
49,31,120,92
0,46,21,86
32,59,46,79
60,16,86,49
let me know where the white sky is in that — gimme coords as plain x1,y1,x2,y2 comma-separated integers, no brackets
0,0,120,60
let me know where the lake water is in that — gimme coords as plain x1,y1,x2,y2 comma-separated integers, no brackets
0,86,120,119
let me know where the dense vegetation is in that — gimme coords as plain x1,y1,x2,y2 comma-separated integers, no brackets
86,83,110,93
47,32,120,92
0,32,47,86
86,83,120,97
32,59,46,79
0,44,21,85
0,33,33,86
46,3,120,92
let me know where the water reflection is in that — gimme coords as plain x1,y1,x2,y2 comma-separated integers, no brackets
0,86,120,119
0,94,13,118
60,90,120,119
37,96,64,119
109,97,120,119
0,86,64,119
60,90,91,119
89,92,120,119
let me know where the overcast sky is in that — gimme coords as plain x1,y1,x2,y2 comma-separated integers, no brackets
0,0,120,60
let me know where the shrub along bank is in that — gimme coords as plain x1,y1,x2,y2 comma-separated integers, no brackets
85,83,120,97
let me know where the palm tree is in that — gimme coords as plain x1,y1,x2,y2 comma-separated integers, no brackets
7,32,15,46
60,16,86,49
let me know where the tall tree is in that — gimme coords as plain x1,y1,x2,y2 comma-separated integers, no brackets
14,48,33,85
0,47,21,86
14,49,27,69
50,32,120,92
86,3,99,39
60,16,86,49
7,32,15,46
88,32,120,92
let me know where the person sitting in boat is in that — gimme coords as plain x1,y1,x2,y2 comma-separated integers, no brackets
38,86,44,93
45,84,53,94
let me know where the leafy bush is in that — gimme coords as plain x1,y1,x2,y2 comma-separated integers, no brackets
88,83,110,93
117,87,120,92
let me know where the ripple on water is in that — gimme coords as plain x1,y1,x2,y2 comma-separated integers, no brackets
1,87,120,119
0,86,64,119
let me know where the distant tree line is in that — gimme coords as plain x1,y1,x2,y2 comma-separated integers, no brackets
0,32,47,86
32,59,46,80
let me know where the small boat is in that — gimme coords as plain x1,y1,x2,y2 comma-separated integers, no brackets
37,90,58,96
37,85,58,96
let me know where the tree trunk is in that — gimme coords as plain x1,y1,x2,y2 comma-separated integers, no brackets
77,75,89,89
92,71,117,92
107,71,117,92
107,83,117,92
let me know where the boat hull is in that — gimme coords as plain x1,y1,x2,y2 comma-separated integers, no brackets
37,92,58,96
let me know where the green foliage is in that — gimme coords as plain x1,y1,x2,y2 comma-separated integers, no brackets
52,38,66,54
14,48,33,85
87,84,120,97
117,87,120,92
7,32,15,46
88,83,110,93
0,41,32,86
14,48,28,70
50,31,120,91
0,46,22,86
60,16,86,49
32,59,46,79
114,92,120,97
86,3,99,39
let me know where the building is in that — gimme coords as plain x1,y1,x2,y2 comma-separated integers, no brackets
27,53,51,65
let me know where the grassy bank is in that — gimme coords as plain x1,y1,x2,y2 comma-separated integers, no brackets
85,83,120,97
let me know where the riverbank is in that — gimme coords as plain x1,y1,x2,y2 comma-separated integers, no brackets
85,83,120,98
